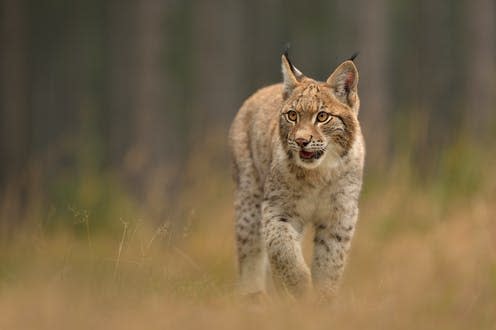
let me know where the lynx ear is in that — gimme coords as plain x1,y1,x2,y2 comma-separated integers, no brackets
326,60,359,112
281,51,303,99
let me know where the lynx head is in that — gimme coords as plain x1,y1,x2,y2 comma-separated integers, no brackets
279,51,360,169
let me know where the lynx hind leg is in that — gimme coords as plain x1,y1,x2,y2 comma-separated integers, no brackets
234,169,267,296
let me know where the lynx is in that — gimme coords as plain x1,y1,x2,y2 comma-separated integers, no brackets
229,50,364,300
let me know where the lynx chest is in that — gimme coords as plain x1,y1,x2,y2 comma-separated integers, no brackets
294,184,333,224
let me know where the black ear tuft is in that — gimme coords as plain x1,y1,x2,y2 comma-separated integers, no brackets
283,43,297,75
348,52,359,62
283,43,291,58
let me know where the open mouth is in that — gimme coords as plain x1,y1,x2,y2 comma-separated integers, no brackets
298,150,323,161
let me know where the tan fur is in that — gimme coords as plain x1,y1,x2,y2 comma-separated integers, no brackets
229,54,365,300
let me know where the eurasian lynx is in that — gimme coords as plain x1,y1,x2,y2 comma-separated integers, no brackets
229,51,364,300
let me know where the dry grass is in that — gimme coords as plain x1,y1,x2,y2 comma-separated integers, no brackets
1,152,496,329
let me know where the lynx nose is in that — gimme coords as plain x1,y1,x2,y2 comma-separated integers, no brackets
295,137,311,147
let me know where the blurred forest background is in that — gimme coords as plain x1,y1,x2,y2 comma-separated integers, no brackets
1,0,496,329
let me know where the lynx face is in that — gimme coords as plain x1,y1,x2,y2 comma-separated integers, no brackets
279,56,359,170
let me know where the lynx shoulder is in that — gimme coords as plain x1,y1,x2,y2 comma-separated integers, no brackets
229,51,365,300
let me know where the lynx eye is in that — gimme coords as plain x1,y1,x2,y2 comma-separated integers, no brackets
316,111,330,123
286,110,298,122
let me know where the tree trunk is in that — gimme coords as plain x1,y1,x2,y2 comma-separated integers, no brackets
0,0,29,186
104,0,135,169
191,0,244,137
465,0,495,140
0,0,30,232
356,0,390,170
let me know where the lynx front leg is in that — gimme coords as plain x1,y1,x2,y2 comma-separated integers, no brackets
262,205,311,297
312,204,358,300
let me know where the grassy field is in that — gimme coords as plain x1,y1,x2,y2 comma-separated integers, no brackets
1,148,495,330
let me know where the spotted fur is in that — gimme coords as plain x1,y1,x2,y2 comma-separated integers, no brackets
229,53,365,300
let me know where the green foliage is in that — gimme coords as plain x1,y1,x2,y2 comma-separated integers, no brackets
431,141,486,204
45,170,137,235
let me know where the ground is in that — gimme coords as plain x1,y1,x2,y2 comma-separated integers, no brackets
1,149,495,330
